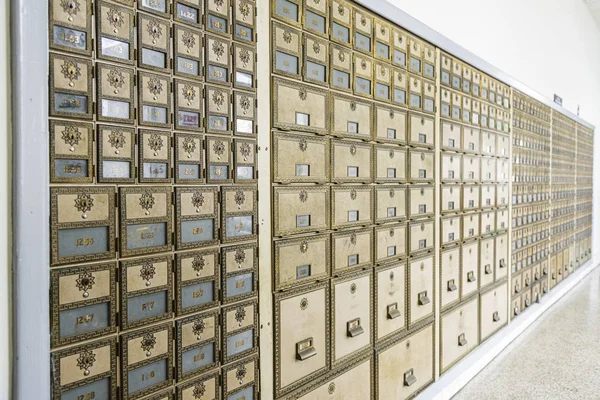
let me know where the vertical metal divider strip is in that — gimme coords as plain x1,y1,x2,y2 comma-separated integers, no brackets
434,48,442,381
507,89,514,322
12,0,51,398
257,0,275,397
549,109,553,291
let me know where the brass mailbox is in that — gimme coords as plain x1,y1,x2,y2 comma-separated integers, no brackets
375,223,407,264
98,125,135,183
274,234,330,290
392,67,408,106
423,44,435,79
223,356,259,400
303,33,329,85
96,1,134,63
408,219,434,255
206,136,232,183
374,104,407,145
137,13,170,72
50,120,93,183
441,184,461,214
408,35,423,75
392,27,408,68
374,61,392,102
303,0,327,37
97,63,135,123
120,256,173,330
233,90,256,135
139,72,172,128
205,35,232,85
408,255,434,326
423,79,436,114
51,338,117,400
233,0,256,42
374,145,406,183
174,133,203,183
174,0,203,27
50,263,116,347
408,113,435,148
174,24,203,80
408,149,435,183
440,54,451,86
272,131,330,184
273,0,302,26
50,0,92,55
121,322,173,400
234,138,257,183
272,76,329,135
221,243,258,303
176,310,220,381
221,186,258,243
331,93,372,139
222,299,258,363
330,44,353,93
273,186,330,236
119,186,173,257
206,0,231,36
330,139,372,183
233,43,256,90
353,7,373,55
374,19,391,61
331,186,373,230
174,78,204,132
175,187,219,250
139,129,172,183
205,85,232,134
330,0,352,47
332,228,373,274
409,185,435,219
353,53,374,98
274,283,329,397
50,53,93,119
51,187,116,266
375,186,407,223
272,21,302,79
374,262,406,343
176,371,220,400
175,248,220,316
408,74,422,111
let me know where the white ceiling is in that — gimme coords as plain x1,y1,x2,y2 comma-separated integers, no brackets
583,0,600,28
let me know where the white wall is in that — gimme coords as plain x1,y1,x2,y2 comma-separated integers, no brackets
390,0,600,259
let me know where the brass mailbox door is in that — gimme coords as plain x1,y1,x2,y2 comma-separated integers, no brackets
174,24,203,80
50,120,93,183
303,33,329,85
98,125,136,183
138,72,172,128
120,256,173,330
176,371,219,400
273,132,330,184
174,0,203,27
174,133,204,184
221,299,258,364
332,228,373,275
375,262,406,342
139,130,172,183
221,187,258,243
440,247,460,310
175,248,220,316
175,310,220,381
374,105,407,145
96,1,134,63
175,187,219,250
375,186,407,223
50,53,93,119
137,13,171,72
221,243,258,304
274,234,330,291
461,241,479,298
174,78,204,132
222,356,259,400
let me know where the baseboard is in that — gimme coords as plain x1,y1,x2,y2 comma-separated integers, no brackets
418,258,600,400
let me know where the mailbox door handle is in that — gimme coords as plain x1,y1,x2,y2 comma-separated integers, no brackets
296,337,317,361
387,303,401,320
458,333,467,347
404,368,417,387
467,272,476,282
447,280,457,292
418,291,430,306
484,264,492,275
347,318,364,338
493,311,500,322
514,306,520,316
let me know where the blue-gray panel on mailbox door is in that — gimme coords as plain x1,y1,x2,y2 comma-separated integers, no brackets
59,302,110,338
226,272,254,298
228,385,255,400
61,378,111,400
181,219,214,243
58,226,109,257
181,281,215,310
54,159,89,178
225,216,253,238
182,342,215,374
127,358,168,395
126,222,167,250
226,329,254,357
127,290,168,323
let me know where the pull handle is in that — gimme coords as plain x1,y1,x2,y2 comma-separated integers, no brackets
525,298,531,308
447,279,457,292
387,303,401,320
404,368,417,387
484,264,492,275
493,311,500,322
347,318,364,338
458,333,467,347
499,259,506,268
418,291,430,306
467,271,476,283
515,283,520,293
296,337,317,361
525,277,530,287
514,306,520,316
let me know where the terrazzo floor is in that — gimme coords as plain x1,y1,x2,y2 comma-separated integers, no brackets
453,265,600,400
